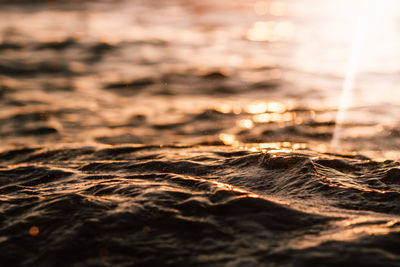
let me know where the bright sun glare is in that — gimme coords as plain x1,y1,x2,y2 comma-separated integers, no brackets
330,0,397,149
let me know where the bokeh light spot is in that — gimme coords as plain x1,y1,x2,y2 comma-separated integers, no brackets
29,226,39,237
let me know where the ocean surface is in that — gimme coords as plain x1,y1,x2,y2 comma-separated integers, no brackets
1,0,400,266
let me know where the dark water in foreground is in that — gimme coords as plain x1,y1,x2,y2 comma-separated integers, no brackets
2,0,400,266
2,146,400,266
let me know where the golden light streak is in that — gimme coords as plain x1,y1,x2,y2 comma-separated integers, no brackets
215,103,232,114
237,119,254,129
268,148,292,153
246,101,287,114
267,101,286,113
252,112,293,123
246,21,294,42
219,133,238,145
241,142,307,152
289,217,400,251
246,102,268,114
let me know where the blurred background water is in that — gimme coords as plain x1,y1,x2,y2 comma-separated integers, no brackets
1,0,400,159
1,0,400,158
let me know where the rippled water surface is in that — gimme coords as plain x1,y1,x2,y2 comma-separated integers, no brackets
1,0,400,266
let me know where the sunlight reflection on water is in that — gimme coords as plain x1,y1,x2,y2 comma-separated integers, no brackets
1,0,400,157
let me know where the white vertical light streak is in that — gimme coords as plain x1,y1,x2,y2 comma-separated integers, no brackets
330,0,375,149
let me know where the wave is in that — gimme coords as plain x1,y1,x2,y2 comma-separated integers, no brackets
1,145,400,265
